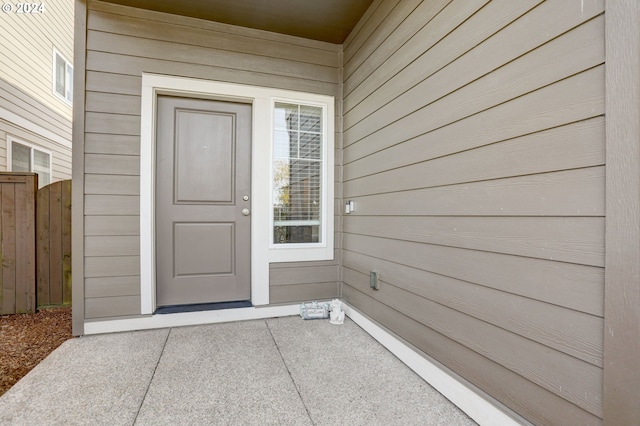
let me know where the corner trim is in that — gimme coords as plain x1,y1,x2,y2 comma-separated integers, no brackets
343,303,525,426
603,1,640,423
71,0,87,336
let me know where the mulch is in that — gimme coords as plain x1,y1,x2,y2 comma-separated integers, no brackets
0,307,73,396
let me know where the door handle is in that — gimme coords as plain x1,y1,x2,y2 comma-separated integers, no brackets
242,208,250,216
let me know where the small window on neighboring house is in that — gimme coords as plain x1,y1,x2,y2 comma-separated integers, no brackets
53,50,73,104
272,101,327,247
9,138,51,188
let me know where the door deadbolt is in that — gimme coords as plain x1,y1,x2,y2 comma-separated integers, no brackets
243,195,249,201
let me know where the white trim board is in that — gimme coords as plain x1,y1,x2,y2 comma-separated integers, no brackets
84,303,302,335
342,304,527,426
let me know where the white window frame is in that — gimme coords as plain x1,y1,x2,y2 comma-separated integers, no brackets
52,48,73,105
139,74,334,314
7,136,53,187
269,98,332,258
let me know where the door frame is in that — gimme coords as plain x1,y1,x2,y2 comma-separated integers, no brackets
139,73,334,315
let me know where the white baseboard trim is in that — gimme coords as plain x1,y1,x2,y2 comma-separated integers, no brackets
84,304,301,335
343,303,523,426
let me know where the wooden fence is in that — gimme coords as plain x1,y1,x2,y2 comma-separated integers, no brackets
37,180,72,308
0,175,72,315
0,173,37,315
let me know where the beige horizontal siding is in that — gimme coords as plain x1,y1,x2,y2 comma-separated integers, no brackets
345,0,540,116
85,295,140,319
343,252,603,366
86,92,141,116
343,0,450,88
87,31,338,83
84,175,140,195
270,265,339,286
343,267,602,414
0,78,72,141
87,9,340,67
84,195,139,215
345,64,604,165
84,215,139,236
85,154,140,175
345,14,605,151
85,236,140,257
342,0,403,66
343,286,602,426
85,255,140,278
86,71,141,96
341,0,605,424
85,276,140,298
350,167,604,217
344,233,604,317
85,50,337,97
84,133,139,156
343,215,604,267
0,0,73,120
270,283,339,305
82,0,341,319
89,0,341,52
344,116,604,186
0,99,72,182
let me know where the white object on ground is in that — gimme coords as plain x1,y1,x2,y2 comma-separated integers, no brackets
329,299,345,325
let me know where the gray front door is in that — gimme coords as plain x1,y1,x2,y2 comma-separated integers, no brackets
155,96,251,307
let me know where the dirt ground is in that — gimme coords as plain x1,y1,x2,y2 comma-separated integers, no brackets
0,307,73,396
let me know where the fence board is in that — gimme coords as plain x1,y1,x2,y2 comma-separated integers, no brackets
36,185,50,305
61,180,72,305
49,183,63,305
0,173,37,314
2,182,17,314
0,184,3,311
36,180,72,308
16,182,33,312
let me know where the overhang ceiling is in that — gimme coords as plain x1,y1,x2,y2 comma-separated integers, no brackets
103,0,374,44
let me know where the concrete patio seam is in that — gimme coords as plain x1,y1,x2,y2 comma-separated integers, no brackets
265,319,316,426
133,327,172,425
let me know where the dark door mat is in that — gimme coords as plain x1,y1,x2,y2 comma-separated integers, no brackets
155,300,253,314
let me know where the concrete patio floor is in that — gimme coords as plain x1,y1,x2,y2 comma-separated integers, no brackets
0,316,476,425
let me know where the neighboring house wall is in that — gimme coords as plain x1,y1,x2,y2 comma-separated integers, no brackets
78,0,341,320
341,1,604,425
0,79,72,181
0,0,73,182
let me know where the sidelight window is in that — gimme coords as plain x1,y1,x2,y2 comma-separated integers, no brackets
269,97,333,261
273,102,323,244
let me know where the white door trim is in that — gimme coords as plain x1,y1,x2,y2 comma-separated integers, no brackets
140,73,334,314
140,74,268,313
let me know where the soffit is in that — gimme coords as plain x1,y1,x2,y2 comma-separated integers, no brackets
102,0,374,44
